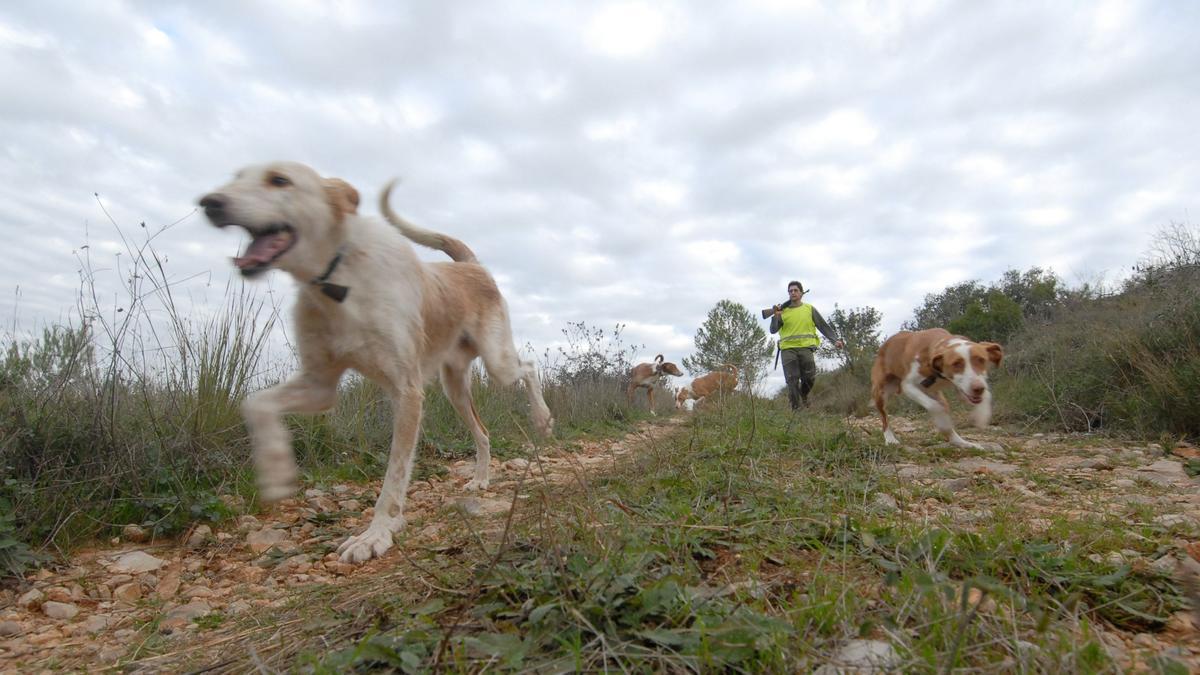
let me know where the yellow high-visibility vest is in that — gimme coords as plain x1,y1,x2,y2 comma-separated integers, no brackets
779,303,819,349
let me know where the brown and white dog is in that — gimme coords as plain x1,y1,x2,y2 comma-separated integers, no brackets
627,355,683,414
870,329,1003,449
676,364,739,410
199,161,553,563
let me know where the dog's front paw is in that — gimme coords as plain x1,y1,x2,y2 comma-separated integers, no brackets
258,482,298,504
336,526,398,563
464,478,490,492
536,414,555,438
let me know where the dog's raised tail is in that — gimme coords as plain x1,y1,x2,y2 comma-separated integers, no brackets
721,363,738,378
380,180,477,263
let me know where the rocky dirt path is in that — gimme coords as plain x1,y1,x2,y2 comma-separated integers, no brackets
847,415,1200,671
0,419,685,673
4,414,1200,672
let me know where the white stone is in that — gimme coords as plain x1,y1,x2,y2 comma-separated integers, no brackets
110,551,166,574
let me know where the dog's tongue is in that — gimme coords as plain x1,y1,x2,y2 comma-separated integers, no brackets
233,232,290,269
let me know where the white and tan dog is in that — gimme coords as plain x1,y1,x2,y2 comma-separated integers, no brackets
199,161,553,563
626,355,683,413
675,364,738,410
870,328,1002,449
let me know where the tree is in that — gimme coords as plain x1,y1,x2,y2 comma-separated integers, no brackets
816,304,882,372
903,280,988,331
997,267,1062,322
682,300,773,389
947,291,1023,342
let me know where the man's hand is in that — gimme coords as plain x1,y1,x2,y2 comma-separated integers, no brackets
835,339,845,349
772,305,782,317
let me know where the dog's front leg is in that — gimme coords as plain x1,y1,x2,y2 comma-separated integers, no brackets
899,380,981,450
243,369,341,502
338,384,424,563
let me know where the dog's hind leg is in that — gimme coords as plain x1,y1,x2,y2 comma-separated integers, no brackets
874,381,898,444
338,380,423,563
479,318,554,437
442,360,492,491
243,367,342,502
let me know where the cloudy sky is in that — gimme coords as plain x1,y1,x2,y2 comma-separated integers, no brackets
1,1,1196,392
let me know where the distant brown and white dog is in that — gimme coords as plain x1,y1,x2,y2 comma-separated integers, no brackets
627,355,683,414
870,329,1003,449
676,364,738,410
199,161,553,563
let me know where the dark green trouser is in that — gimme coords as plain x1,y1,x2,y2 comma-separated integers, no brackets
781,347,817,410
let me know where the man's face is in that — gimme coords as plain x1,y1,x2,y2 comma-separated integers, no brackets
788,286,802,301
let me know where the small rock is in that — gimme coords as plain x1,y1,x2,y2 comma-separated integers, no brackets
227,600,253,615
1132,633,1156,649
110,551,166,574
83,614,113,634
44,586,72,603
814,639,900,674
1135,460,1189,486
871,493,898,513
157,570,182,600
1113,479,1137,488
41,601,79,620
183,586,216,599
936,477,973,493
1155,514,1189,528
309,495,337,512
122,524,150,543
98,645,125,662
113,582,142,604
238,566,268,584
237,515,261,531
246,527,292,554
954,459,1019,475
454,496,511,516
337,499,361,511
159,601,212,632
504,457,531,471
17,588,44,608
187,525,213,548
0,621,22,637
304,488,326,499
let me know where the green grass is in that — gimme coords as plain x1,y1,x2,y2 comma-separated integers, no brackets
278,400,1187,673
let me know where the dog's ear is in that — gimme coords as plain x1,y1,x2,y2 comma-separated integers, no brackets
982,342,1003,368
323,177,360,222
654,354,664,364
930,353,944,374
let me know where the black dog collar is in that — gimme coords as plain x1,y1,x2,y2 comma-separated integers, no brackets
310,248,350,303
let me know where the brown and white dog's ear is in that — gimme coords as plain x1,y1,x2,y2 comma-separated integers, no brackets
929,353,945,375
654,354,664,364
982,342,1004,368
323,177,360,222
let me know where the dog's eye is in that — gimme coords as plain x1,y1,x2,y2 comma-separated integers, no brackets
268,174,292,187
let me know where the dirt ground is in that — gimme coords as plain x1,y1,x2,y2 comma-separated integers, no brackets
3,413,1200,672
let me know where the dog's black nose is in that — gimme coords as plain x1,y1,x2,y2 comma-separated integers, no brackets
199,193,226,218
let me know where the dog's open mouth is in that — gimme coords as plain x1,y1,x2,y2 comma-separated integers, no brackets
229,224,296,276
960,390,985,406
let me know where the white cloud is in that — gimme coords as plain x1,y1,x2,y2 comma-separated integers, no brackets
0,0,1194,384
584,3,669,58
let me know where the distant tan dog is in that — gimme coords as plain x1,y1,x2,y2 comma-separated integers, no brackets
199,161,553,563
871,328,1002,449
676,364,738,410
627,354,683,413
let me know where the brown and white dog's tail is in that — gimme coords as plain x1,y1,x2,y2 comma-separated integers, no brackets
721,363,738,378
380,180,477,263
